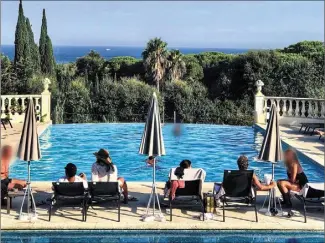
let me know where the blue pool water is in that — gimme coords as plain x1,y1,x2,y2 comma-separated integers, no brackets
10,124,324,182
1,230,323,243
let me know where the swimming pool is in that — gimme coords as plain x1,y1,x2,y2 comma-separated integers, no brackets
10,123,324,182
1,230,323,243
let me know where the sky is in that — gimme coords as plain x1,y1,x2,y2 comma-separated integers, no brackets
1,1,324,48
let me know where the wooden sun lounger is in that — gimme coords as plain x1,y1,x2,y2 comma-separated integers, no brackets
1,118,13,130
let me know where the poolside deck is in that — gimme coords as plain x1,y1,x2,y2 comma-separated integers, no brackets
1,123,323,230
1,182,324,230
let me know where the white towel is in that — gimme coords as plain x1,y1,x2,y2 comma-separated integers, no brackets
292,183,324,198
169,168,206,181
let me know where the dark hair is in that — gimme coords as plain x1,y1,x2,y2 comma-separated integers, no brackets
148,156,155,160
237,155,249,170
95,149,115,172
65,163,77,178
180,160,191,169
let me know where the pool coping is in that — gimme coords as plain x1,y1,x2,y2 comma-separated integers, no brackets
1,229,323,233
254,123,324,169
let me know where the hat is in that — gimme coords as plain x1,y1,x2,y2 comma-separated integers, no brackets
94,149,110,163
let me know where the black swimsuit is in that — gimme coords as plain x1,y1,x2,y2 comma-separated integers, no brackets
287,171,308,188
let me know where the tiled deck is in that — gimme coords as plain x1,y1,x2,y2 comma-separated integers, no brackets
1,182,324,230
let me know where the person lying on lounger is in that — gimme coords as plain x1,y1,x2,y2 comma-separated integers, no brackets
237,155,276,191
91,149,131,204
1,145,26,192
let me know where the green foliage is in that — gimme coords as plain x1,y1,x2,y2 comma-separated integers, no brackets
1,55,18,94
39,9,55,74
25,18,40,72
108,56,145,80
76,50,108,88
64,78,92,123
166,50,186,81
142,38,169,90
14,0,27,65
182,55,204,82
26,75,44,94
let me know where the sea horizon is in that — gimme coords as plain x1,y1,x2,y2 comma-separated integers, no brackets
1,44,257,64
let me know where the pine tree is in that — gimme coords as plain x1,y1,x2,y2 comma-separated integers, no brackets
25,18,40,72
39,9,56,74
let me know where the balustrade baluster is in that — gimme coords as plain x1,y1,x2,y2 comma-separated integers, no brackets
287,99,293,117
282,99,287,116
301,101,306,117
321,101,325,118
307,101,313,117
1,97,5,114
314,102,319,118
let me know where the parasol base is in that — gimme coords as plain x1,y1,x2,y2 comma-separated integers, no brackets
18,212,38,221
141,214,165,222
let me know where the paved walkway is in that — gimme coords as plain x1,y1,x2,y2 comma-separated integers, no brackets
1,182,324,230
256,124,324,167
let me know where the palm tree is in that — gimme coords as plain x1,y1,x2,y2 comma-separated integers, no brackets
167,49,186,81
142,38,169,91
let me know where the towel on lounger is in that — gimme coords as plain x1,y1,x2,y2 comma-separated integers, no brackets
165,168,206,198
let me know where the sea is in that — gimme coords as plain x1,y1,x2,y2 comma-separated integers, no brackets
1,45,249,63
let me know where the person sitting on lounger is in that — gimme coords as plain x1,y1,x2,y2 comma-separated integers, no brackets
164,159,192,197
58,163,88,189
277,149,308,208
1,145,26,191
237,155,276,191
91,149,129,204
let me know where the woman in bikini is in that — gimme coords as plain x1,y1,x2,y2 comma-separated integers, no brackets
277,149,308,208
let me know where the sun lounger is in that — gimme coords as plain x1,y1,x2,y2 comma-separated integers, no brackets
49,182,88,222
166,168,206,221
299,123,324,135
219,170,258,222
1,118,13,130
87,182,121,222
290,183,324,223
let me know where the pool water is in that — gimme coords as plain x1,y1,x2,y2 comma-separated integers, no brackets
10,123,324,182
1,230,323,243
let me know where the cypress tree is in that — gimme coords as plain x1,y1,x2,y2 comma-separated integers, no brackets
44,36,55,74
13,0,33,93
39,9,55,74
14,0,27,64
25,18,40,72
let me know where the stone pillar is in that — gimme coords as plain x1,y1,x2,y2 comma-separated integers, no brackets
41,78,51,122
254,80,266,124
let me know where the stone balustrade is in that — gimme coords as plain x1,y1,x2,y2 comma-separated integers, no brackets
0,78,51,123
254,80,325,125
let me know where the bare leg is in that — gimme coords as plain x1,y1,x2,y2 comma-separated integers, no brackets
8,179,26,190
118,177,128,203
277,180,300,194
